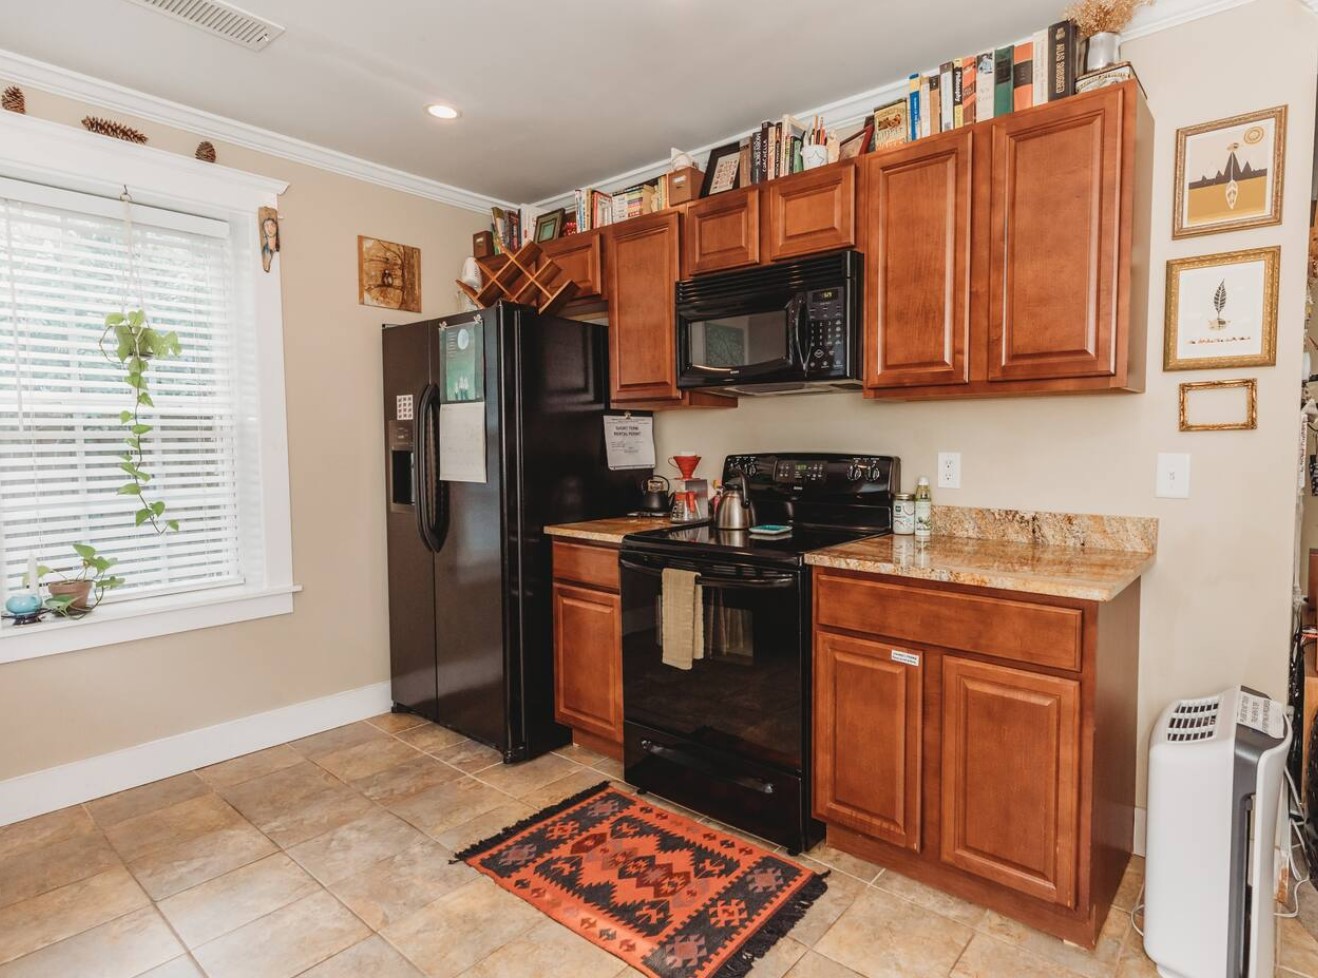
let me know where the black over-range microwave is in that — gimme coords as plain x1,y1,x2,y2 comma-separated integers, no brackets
675,250,861,396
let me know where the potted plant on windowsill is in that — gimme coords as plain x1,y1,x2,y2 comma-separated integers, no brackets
25,545,124,617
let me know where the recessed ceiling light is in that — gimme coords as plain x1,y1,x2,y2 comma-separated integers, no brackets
426,104,460,120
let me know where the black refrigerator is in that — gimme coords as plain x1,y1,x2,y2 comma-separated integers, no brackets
382,302,637,762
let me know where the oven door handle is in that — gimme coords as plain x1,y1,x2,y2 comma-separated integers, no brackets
639,739,775,795
619,558,796,589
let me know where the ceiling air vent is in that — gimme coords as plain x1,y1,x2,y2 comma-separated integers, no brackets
122,0,285,51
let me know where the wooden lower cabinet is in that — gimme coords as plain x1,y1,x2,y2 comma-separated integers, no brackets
812,568,1141,948
551,541,623,757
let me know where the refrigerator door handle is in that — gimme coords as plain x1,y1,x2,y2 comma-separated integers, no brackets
414,383,447,553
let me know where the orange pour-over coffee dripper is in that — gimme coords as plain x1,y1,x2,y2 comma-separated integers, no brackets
668,453,701,479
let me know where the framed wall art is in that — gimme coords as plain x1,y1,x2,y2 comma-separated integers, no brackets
358,236,421,313
1172,105,1286,238
699,142,742,197
1178,379,1257,432
1164,246,1279,371
534,209,564,243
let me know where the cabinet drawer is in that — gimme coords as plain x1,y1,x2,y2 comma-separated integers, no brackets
552,540,620,591
815,572,1082,671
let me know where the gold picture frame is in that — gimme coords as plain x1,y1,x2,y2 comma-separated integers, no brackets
1164,247,1279,371
1178,379,1257,432
1172,105,1286,239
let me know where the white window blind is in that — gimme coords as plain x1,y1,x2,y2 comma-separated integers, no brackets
0,178,256,605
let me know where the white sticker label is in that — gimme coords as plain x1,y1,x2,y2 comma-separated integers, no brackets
891,649,920,667
1236,692,1285,740
395,394,413,421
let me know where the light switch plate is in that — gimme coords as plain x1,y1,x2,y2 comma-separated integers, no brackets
1156,453,1191,499
937,452,961,489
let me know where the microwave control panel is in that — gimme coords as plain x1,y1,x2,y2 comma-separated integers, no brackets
804,288,848,376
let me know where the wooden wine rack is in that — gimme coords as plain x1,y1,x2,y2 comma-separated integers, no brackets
455,241,578,315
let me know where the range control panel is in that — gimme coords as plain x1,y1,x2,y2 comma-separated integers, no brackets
725,453,899,494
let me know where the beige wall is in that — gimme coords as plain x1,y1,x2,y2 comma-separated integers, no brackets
0,86,488,780
656,0,1318,804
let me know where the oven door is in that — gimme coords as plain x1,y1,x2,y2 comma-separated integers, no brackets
676,292,809,389
619,552,805,773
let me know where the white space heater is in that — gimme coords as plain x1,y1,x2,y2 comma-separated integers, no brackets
1144,686,1290,978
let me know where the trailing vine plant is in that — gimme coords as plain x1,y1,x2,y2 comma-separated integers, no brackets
100,309,182,533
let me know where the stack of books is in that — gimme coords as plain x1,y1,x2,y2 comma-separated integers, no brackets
745,115,820,184
490,206,521,254
873,20,1080,150
570,176,669,233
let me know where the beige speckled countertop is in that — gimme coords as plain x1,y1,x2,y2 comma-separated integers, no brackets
546,515,675,545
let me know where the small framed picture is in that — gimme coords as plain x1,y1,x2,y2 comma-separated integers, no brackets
700,142,743,197
1164,247,1279,371
838,124,873,160
534,209,564,243
1173,106,1286,238
1179,379,1257,432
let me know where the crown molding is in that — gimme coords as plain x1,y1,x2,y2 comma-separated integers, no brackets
0,49,513,214
532,0,1264,210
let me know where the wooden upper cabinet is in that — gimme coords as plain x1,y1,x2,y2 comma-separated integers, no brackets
864,131,972,389
552,580,623,745
607,211,682,403
541,231,603,299
683,188,759,277
765,165,857,261
814,631,922,850
988,85,1125,382
941,656,1081,908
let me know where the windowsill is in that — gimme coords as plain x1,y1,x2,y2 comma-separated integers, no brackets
0,584,302,664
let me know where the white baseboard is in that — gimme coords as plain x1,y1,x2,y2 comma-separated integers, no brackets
0,680,393,827
1134,805,1147,857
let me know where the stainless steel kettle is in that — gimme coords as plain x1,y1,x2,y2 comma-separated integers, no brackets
716,479,755,531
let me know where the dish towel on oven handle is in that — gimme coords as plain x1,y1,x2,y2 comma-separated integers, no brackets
660,567,704,670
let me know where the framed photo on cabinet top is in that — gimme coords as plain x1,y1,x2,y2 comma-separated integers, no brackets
1164,247,1279,371
1172,105,1286,238
700,142,743,197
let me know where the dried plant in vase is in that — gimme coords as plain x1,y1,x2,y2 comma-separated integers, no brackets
1065,0,1152,72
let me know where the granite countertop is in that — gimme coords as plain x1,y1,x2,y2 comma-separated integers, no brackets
546,515,675,545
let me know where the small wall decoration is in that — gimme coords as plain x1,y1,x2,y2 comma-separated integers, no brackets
1178,379,1257,432
2,86,25,114
1173,106,1286,238
1164,246,1279,370
195,141,217,163
81,116,147,144
258,206,279,273
358,236,421,313
534,209,564,243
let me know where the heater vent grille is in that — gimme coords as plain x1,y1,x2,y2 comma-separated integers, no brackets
1165,695,1221,742
122,0,284,51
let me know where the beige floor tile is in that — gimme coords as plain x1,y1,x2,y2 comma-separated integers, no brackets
432,800,535,854
1111,856,1144,913
516,770,613,811
0,906,182,978
473,753,584,798
382,877,543,978
873,870,987,927
951,932,1087,978
0,806,97,862
456,918,627,978
0,865,150,965
216,760,343,829
552,743,612,767
126,817,278,900
1281,915,1318,977
591,757,625,779
291,721,389,760
390,777,517,838
977,909,1123,978
328,839,477,932
313,737,423,783
86,774,212,830
351,753,468,808
104,794,242,865
300,935,424,977
745,935,809,978
138,957,207,977
258,784,378,850
397,723,470,755
801,842,883,884
433,739,504,773
192,890,368,978
287,808,425,885
367,712,430,734
788,859,866,948
1114,944,1160,978
813,887,973,978
0,826,122,909
784,950,865,978
197,745,303,788
157,852,317,948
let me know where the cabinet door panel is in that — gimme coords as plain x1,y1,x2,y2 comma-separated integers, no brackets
541,232,603,299
988,87,1124,381
607,212,681,402
553,582,622,744
941,656,1080,907
684,190,759,276
766,166,857,260
814,631,922,850
865,132,972,389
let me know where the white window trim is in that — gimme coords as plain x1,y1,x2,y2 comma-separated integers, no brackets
0,110,295,664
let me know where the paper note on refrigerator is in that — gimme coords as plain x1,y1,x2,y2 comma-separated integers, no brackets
604,414,655,470
438,401,487,483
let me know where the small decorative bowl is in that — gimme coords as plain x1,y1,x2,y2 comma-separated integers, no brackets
5,593,42,616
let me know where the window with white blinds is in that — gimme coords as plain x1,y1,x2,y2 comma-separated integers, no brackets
0,178,258,605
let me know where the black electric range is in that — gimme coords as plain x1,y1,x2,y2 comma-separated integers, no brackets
618,452,898,852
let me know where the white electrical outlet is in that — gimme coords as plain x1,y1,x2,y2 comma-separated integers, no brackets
937,452,961,489
1155,453,1191,499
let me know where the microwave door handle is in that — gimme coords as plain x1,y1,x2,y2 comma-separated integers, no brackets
789,296,809,369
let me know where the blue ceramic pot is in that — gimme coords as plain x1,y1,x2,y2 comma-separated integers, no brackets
5,593,42,616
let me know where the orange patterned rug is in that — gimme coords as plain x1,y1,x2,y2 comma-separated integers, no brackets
455,783,826,978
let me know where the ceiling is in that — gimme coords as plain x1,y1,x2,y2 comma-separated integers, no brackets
4,0,1070,203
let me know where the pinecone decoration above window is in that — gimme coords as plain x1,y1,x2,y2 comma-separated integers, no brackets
195,141,217,163
2,86,24,114
81,116,148,144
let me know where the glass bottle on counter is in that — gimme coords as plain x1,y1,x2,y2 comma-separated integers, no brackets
914,477,932,541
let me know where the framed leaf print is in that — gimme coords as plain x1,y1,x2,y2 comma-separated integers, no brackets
1164,247,1279,370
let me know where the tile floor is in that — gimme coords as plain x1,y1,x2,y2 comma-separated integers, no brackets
0,713,1312,978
